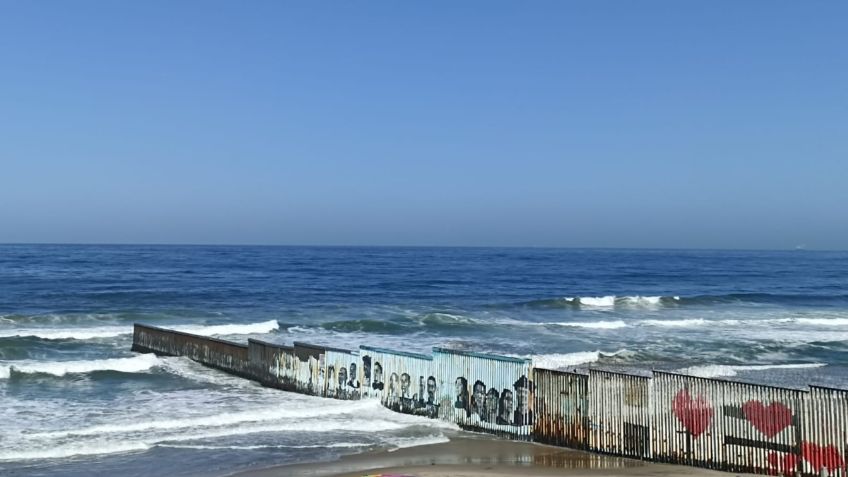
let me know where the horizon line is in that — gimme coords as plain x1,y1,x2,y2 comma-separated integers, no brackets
0,242,842,253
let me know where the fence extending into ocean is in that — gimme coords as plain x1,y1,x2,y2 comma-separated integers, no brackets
132,323,847,477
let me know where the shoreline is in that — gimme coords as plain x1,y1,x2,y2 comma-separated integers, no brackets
228,434,753,477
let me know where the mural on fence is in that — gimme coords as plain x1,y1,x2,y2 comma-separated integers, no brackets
132,324,848,477
360,346,437,417
324,348,362,400
803,387,847,477
433,347,533,439
293,342,326,396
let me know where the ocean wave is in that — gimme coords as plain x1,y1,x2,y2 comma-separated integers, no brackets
0,354,161,379
547,320,628,329
678,363,827,378
640,319,708,327
519,295,680,309
30,398,381,439
0,319,279,341
157,442,368,451
0,326,130,340
170,320,279,336
6,399,456,461
515,292,848,310
532,349,631,369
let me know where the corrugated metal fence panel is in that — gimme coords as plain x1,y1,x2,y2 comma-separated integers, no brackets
324,349,362,400
721,380,806,475
360,346,434,416
247,339,296,390
132,323,250,378
803,386,848,477
433,348,533,440
292,342,326,396
588,370,652,459
652,371,725,468
533,368,588,449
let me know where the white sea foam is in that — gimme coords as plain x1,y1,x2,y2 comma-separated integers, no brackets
578,296,616,307
621,296,663,306
0,354,161,379
387,434,451,450
679,363,826,378
640,318,707,327
158,442,367,451
0,326,130,340
170,319,280,336
30,398,380,439
532,349,629,369
549,320,628,329
0,319,279,341
794,317,848,326
0,441,152,461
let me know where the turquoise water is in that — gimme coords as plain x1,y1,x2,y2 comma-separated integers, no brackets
1,245,846,476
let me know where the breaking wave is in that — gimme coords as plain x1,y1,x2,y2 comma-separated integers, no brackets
546,320,627,329
519,295,680,309
0,320,279,341
532,349,632,369
516,293,848,310
0,354,161,379
678,363,827,378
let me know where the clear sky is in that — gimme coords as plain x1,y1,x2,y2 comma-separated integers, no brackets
1,1,846,249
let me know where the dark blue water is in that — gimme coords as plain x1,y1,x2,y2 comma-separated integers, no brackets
1,245,846,476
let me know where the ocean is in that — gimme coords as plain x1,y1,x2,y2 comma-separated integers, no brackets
1,244,846,476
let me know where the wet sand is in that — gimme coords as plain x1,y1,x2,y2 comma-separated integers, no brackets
229,434,752,477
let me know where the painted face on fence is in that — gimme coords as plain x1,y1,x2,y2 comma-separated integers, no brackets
516,387,529,412
338,366,347,387
374,362,383,383
400,373,411,396
473,381,486,414
427,377,437,401
485,388,499,422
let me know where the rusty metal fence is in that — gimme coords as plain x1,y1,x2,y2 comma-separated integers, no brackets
588,369,652,460
131,323,848,476
132,324,251,378
247,338,296,390
533,368,589,449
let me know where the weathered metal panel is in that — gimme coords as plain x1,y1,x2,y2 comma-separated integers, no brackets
131,323,250,378
721,380,806,475
652,371,807,475
533,368,589,449
652,371,725,468
360,346,435,417
324,348,362,400
292,342,326,396
432,347,533,440
802,386,848,477
589,369,652,459
247,338,296,390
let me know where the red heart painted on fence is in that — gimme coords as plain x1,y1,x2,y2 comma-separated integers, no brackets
802,442,845,473
672,389,713,438
742,400,793,438
767,451,798,476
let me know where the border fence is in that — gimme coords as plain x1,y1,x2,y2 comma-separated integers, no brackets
132,323,847,477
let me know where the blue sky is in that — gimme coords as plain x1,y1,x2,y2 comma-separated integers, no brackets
1,1,846,249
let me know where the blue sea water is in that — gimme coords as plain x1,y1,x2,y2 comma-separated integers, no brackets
1,245,847,476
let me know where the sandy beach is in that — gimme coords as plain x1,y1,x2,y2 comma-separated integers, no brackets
230,434,753,477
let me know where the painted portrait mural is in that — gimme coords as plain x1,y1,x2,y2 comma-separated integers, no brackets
359,346,437,418
433,348,534,439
